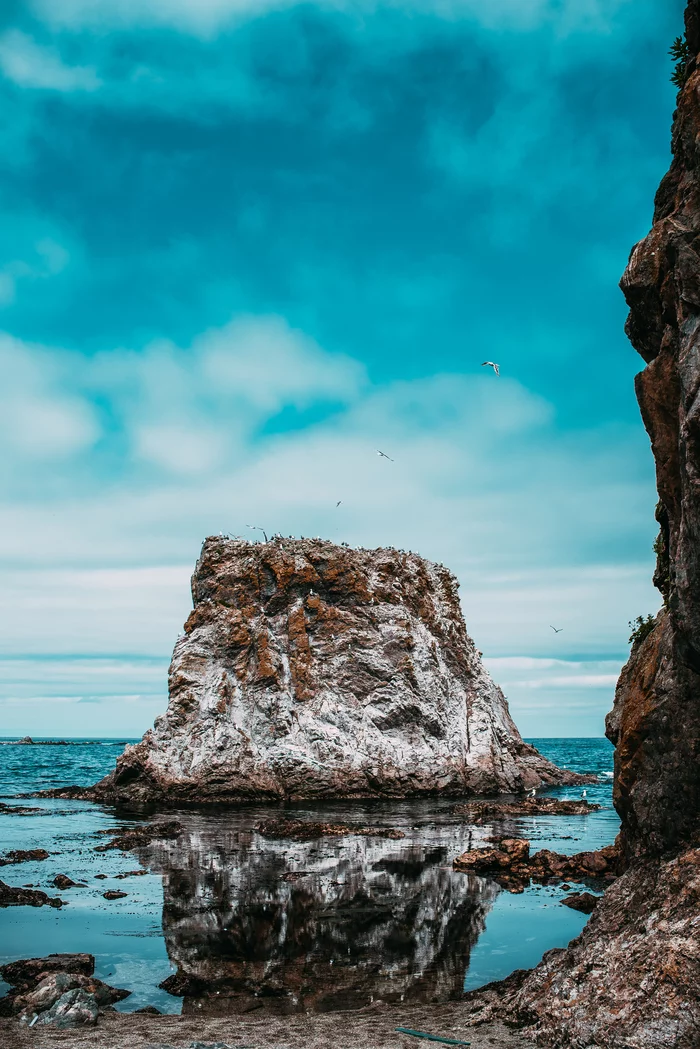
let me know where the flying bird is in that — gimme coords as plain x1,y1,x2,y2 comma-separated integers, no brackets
481,361,500,376
550,625,563,633
376,449,394,461
246,524,268,542
336,500,342,507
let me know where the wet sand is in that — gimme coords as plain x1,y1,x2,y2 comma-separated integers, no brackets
1,1003,529,1048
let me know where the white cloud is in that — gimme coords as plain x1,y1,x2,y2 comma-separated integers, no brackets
0,30,100,91
0,566,191,657
199,316,364,412
0,334,98,461
0,315,659,737
483,655,628,738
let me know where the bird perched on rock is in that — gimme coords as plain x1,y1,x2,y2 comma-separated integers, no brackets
482,361,500,376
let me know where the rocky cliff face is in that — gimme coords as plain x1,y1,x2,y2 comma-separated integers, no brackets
97,538,579,802
610,1,700,860
465,8,700,1045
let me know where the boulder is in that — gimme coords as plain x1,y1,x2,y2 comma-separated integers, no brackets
32,987,99,1027
0,954,94,991
14,972,130,1019
560,892,599,914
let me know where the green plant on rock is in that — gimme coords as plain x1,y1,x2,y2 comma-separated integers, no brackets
670,35,693,87
628,614,656,648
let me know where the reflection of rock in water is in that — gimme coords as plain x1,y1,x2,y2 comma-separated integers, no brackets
144,823,498,1015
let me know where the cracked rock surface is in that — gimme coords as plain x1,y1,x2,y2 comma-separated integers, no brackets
92,538,580,802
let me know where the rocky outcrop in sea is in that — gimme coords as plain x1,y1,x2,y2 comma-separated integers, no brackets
465,6,700,1044
92,538,582,802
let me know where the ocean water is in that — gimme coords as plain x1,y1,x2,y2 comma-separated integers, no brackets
0,737,616,1015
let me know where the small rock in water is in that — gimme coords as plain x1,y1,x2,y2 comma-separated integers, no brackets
0,880,64,908
103,890,128,900
95,821,182,852
52,874,86,889
453,840,620,891
0,801,44,815
560,892,599,914
0,848,50,866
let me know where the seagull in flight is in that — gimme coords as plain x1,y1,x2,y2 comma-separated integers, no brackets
376,449,394,461
246,524,268,542
336,500,342,507
550,625,563,633
481,361,500,376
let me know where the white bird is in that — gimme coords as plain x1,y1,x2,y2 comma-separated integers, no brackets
529,788,537,798
482,361,500,376
246,524,268,541
581,789,587,800
376,449,394,461
550,625,563,633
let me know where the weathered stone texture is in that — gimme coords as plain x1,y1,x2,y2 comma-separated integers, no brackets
95,538,579,803
613,0,700,857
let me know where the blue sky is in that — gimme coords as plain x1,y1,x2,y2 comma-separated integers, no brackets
0,0,681,738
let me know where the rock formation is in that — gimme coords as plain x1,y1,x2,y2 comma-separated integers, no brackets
93,538,582,802
464,7,700,1044
0,954,130,1027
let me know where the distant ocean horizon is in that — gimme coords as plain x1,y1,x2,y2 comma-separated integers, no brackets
0,736,613,799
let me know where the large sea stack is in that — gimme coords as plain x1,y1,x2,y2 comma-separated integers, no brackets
465,7,700,1045
96,538,580,802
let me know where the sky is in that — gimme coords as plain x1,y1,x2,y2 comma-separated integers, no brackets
0,0,683,739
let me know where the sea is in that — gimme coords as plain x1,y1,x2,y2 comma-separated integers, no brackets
0,738,616,1015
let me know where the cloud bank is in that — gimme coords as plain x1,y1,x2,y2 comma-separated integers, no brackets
0,0,679,736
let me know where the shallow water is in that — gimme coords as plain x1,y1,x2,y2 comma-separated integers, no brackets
0,737,616,1014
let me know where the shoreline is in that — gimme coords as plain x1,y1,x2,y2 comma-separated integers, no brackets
1,1002,530,1048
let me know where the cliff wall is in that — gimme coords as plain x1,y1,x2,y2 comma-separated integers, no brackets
609,0,700,860
96,537,579,802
